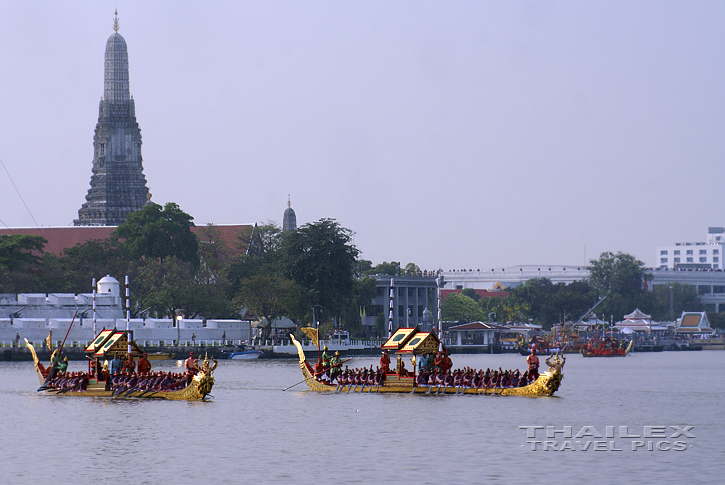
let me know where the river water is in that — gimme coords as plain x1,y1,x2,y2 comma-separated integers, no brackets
0,351,722,484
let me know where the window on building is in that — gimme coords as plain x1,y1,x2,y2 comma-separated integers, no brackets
674,250,680,255
660,250,668,255
660,258,668,263
700,257,707,263
713,286,725,293
714,249,720,255
687,250,693,255
699,285,712,294
687,257,693,262
715,257,719,263
674,258,680,263
700,249,707,255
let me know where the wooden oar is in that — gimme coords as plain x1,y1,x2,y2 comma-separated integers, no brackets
282,374,316,391
38,310,78,391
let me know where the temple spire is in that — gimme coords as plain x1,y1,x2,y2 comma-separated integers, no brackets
113,9,120,33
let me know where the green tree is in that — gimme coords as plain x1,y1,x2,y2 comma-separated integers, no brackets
112,202,199,267
280,219,360,319
233,274,305,340
0,234,46,271
441,293,485,323
586,252,652,320
338,276,377,336
404,262,421,274
461,288,481,301
650,283,702,320
366,261,401,276
0,234,47,293
132,256,231,322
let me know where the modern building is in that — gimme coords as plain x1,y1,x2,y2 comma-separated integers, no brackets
655,227,725,270
75,12,151,226
365,274,439,334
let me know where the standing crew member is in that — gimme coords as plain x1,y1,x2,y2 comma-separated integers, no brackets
137,353,152,374
527,348,540,380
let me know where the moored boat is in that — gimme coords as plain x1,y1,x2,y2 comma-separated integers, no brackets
580,339,634,357
228,349,263,360
26,329,215,400
289,328,565,396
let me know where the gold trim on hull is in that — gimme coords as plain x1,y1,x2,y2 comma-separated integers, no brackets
290,335,564,397
26,340,213,401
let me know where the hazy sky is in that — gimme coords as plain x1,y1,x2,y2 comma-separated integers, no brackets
1,2,723,270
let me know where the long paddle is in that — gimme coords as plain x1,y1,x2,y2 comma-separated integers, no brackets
38,309,78,391
283,358,352,391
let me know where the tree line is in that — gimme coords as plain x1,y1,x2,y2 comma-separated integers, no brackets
2,209,719,334
0,203,377,341
441,252,716,329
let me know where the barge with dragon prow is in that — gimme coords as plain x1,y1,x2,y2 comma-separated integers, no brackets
26,328,215,401
289,327,564,396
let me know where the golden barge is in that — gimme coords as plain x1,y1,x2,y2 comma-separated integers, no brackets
27,329,214,401
291,328,564,396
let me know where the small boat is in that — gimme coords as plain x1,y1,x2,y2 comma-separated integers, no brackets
227,349,263,360
26,329,215,400
289,328,565,396
580,340,634,357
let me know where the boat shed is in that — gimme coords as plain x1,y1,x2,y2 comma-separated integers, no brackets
676,312,714,334
448,321,501,346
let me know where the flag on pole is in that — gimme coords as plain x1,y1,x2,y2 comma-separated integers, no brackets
301,327,319,349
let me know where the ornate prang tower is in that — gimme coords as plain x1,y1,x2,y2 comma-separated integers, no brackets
75,11,151,226
282,195,297,232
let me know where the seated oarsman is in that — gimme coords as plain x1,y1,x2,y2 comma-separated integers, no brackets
462,370,472,388
374,368,384,386
366,367,376,386
453,370,462,387
518,371,529,387
489,371,499,388
443,371,454,387
417,370,429,387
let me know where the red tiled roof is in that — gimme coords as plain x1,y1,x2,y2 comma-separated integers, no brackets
448,321,503,331
0,224,252,258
